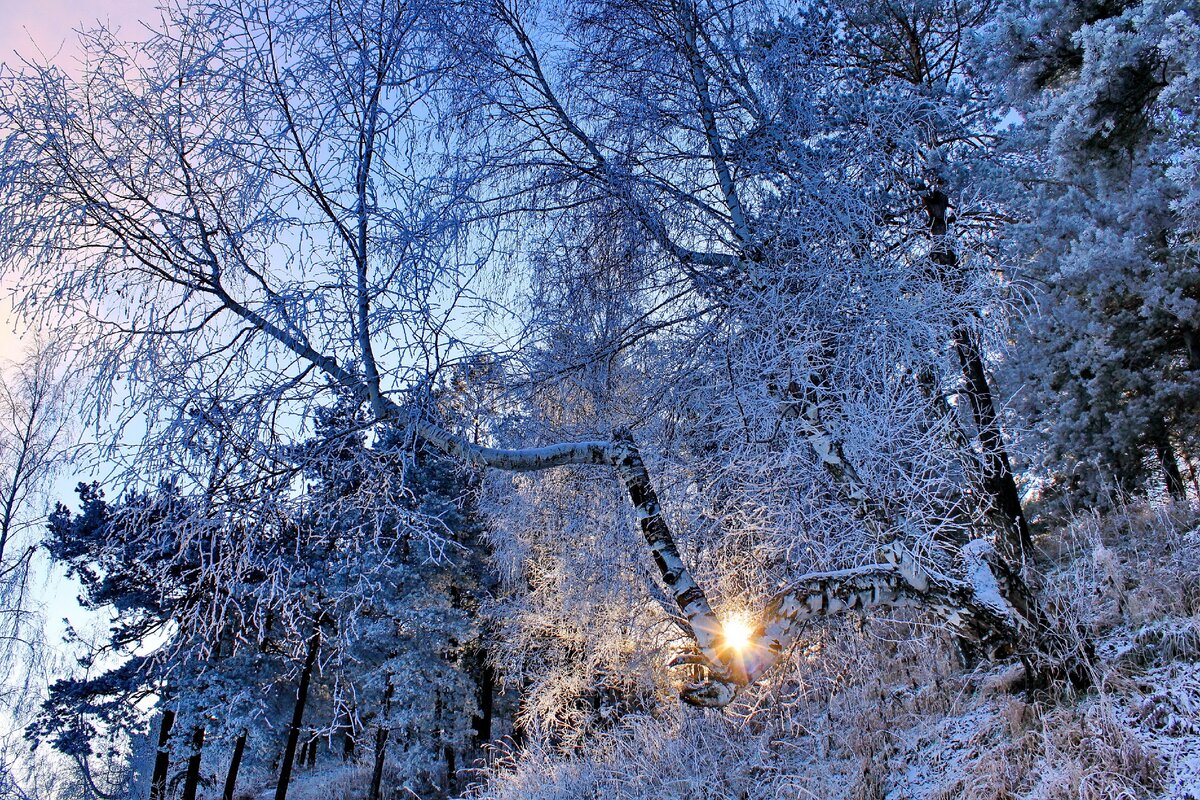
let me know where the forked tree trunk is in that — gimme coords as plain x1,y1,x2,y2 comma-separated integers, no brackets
222,731,247,800
275,619,322,800
148,708,176,800
181,727,204,800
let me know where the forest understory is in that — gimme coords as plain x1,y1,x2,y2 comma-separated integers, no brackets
1,0,1199,796
191,501,1200,800
466,502,1200,800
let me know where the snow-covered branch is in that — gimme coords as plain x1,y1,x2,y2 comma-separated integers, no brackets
402,416,1029,708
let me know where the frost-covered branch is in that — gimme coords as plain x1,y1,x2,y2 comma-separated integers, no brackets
398,416,1030,708
666,539,1027,707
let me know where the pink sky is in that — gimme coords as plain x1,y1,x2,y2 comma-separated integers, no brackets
0,1,167,655
0,0,162,360
1,0,163,66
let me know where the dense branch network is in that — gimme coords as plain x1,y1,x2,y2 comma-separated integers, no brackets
237,299,1030,706
0,0,1060,714
399,406,1028,707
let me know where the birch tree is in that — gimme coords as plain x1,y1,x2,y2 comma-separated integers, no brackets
440,0,1071,693
0,0,1071,716
821,0,1033,554
0,343,72,676
0,342,73,800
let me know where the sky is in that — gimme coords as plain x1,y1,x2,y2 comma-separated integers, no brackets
0,0,164,674
0,0,163,364
0,0,161,67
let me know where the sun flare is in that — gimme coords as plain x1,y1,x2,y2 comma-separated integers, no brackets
722,615,754,653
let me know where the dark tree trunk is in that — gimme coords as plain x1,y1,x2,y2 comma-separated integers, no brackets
181,727,205,800
222,731,247,800
924,189,1033,556
444,745,456,794
306,736,317,769
368,728,390,800
1181,444,1200,498
338,704,357,763
1184,328,1200,371
275,620,322,800
1156,436,1187,500
148,708,176,800
368,677,394,800
472,651,495,747
918,190,1096,689
953,327,1034,552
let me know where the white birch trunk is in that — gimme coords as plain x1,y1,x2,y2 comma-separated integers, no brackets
404,418,1028,707
215,280,1034,706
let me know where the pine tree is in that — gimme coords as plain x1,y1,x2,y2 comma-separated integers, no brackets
985,0,1200,504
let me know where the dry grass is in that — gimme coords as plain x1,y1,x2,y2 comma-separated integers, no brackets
470,500,1200,800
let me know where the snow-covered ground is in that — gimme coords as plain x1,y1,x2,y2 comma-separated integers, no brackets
470,505,1200,800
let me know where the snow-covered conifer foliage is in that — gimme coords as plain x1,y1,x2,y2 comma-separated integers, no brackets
984,0,1200,503
2,0,1199,795
35,409,496,798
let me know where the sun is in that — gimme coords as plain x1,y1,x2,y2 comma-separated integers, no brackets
722,615,754,654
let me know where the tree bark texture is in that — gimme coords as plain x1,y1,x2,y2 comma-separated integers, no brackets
923,188,1033,556
451,428,1033,706
275,620,322,800
148,708,175,800
181,727,204,800
1156,435,1187,500
368,676,394,800
222,731,247,800
472,649,495,748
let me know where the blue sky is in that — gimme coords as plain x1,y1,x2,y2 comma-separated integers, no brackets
1,0,165,672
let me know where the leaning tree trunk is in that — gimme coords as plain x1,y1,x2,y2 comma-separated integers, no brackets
923,188,1033,556
275,618,322,800
148,708,176,800
208,299,1075,704
922,187,1094,687
416,419,1063,704
180,727,205,800
222,731,247,800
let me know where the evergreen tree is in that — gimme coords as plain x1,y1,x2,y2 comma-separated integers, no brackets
33,397,505,799
985,0,1200,503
